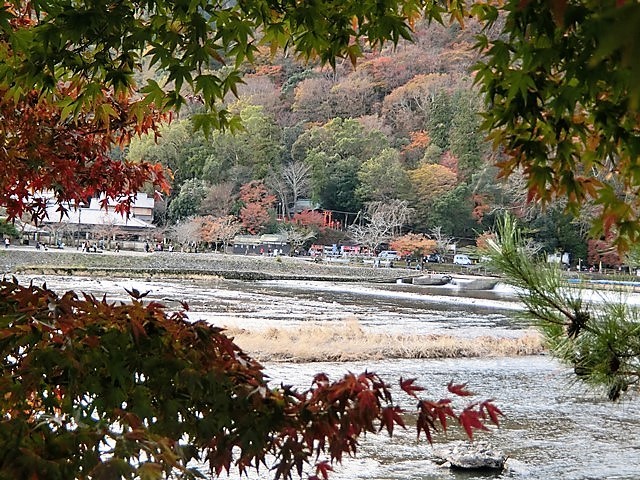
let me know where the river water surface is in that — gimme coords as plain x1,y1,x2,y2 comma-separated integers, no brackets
22,274,640,479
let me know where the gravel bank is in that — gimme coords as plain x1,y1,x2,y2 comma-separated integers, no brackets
0,247,417,282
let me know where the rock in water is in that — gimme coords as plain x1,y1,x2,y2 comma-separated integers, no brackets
433,441,507,471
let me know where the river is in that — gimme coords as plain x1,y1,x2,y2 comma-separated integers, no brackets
19,274,640,479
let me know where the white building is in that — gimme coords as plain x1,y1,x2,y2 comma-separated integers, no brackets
36,193,156,246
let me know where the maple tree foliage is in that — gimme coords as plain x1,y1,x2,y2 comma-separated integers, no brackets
0,279,502,479
0,85,169,223
390,233,437,258
292,210,327,230
0,4,172,223
587,235,622,269
201,215,242,250
473,0,640,250
239,181,277,234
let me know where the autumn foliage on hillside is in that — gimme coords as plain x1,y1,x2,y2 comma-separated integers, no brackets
0,279,502,479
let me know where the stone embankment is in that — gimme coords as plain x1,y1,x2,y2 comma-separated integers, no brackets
0,247,416,282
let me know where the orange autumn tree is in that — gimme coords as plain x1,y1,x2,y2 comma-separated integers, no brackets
390,233,437,258
239,180,277,234
201,215,242,251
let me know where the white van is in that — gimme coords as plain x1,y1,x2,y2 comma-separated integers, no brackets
378,250,400,260
453,254,472,265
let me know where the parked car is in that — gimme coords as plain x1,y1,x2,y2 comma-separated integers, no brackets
378,250,400,260
453,254,473,265
425,253,441,263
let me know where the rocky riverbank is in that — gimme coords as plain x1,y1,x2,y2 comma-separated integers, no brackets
0,247,418,282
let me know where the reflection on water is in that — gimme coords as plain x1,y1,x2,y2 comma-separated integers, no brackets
19,275,640,479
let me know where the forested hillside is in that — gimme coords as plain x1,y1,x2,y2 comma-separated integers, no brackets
127,18,589,262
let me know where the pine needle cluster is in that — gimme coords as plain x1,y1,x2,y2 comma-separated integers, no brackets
485,215,640,401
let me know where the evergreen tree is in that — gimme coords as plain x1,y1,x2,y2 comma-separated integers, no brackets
424,91,452,150
449,89,486,183
486,215,640,401
167,179,209,222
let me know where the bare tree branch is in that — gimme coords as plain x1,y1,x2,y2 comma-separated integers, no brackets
348,200,412,252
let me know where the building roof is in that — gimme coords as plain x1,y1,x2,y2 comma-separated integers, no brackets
43,205,155,229
30,190,155,211
292,199,321,213
89,193,155,210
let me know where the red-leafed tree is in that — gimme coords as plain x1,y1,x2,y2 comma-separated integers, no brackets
390,233,437,258
0,0,171,223
0,87,170,223
587,235,622,269
292,210,326,230
201,215,242,251
239,181,277,234
0,279,503,479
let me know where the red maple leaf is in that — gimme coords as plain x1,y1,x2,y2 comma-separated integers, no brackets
380,406,405,435
399,377,425,397
356,389,380,412
433,399,454,433
313,461,334,480
459,406,490,440
480,400,503,426
447,381,475,396
416,404,436,444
